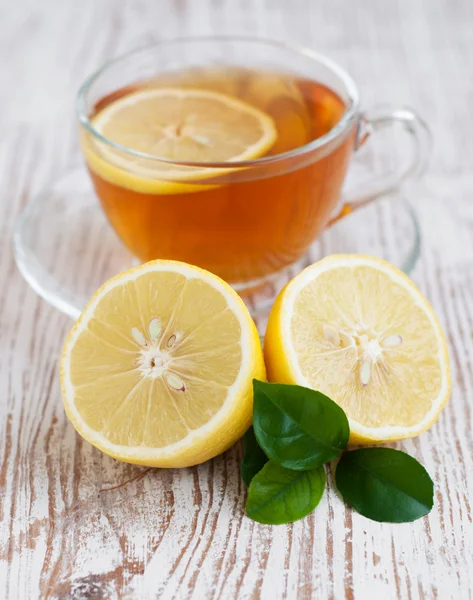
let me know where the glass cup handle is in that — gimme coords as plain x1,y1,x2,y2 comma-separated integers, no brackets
329,107,432,224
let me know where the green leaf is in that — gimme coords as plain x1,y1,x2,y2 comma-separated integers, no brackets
335,448,434,523
241,427,268,486
252,380,350,470
246,461,326,524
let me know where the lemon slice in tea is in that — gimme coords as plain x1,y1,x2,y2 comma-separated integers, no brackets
82,88,277,193
264,254,451,444
60,260,265,467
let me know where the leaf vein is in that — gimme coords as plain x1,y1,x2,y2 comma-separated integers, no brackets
347,456,431,509
247,469,307,516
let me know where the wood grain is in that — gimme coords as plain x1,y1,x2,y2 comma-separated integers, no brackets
1,0,473,598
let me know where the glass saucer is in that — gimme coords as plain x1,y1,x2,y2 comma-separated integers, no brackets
13,164,421,322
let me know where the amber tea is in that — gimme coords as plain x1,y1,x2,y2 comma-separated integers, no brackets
80,65,355,284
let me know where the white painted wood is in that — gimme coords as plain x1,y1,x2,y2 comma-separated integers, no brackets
1,0,472,598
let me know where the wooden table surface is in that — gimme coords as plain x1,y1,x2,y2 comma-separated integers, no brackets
2,1,473,598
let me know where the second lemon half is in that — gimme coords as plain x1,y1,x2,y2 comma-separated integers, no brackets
264,255,451,444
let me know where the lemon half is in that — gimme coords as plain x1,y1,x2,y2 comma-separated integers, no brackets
264,255,451,443
60,260,265,467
